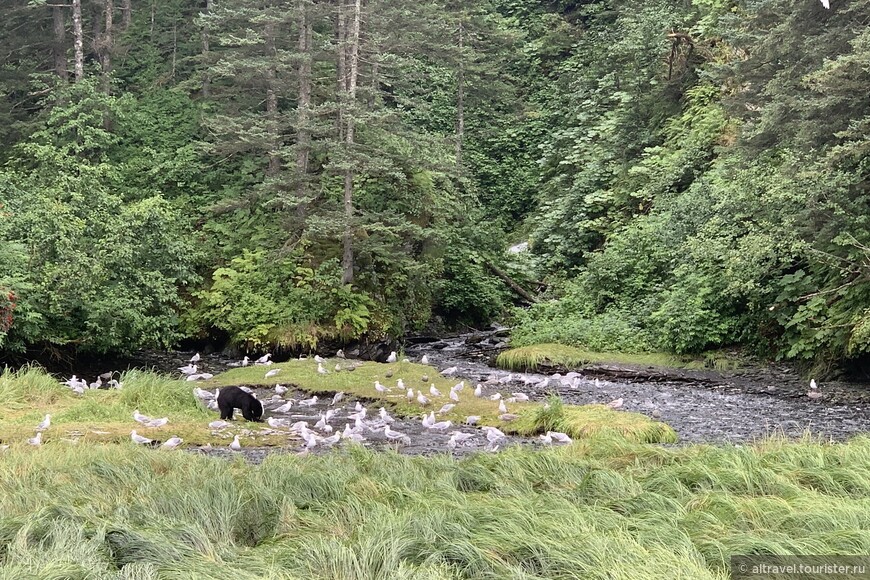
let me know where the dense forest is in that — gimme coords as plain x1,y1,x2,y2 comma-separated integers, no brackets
0,0,868,368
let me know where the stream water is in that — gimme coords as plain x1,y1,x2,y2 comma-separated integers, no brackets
11,330,870,459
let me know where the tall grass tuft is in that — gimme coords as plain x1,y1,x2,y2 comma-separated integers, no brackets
3,437,869,578
511,395,678,443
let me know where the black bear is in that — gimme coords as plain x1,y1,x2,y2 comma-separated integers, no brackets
217,386,263,422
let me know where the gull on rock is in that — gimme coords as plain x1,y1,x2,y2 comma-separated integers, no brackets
465,415,481,426
274,401,293,413
178,364,197,375
275,384,288,395
190,353,201,363
440,366,458,377
448,431,474,450
331,392,345,406
607,398,624,409
384,425,410,444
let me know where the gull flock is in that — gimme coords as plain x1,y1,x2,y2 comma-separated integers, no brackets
10,348,824,454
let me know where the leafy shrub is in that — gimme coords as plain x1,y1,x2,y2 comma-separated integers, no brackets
194,251,377,349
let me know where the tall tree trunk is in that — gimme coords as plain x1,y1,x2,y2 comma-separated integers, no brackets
336,0,347,140
200,0,212,98
121,0,131,31
455,19,464,168
53,3,68,82
265,19,280,177
295,0,312,214
72,0,84,82
99,0,114,92
171,20,177,78
341,0,361,286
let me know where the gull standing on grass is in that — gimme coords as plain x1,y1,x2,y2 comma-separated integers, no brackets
130,430,153,445
162,436,183,449
230,435,242,451
28,432,43,446
387,351,398,363
265,368,281,378
36,414,51,432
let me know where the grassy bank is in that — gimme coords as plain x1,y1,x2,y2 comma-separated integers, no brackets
0,366,286,447
205,360,676,443
0,362,675,447
2,436,870,578
496,344,740,373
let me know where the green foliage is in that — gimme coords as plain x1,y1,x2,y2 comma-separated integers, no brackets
195,250,377,349
0,82,198,353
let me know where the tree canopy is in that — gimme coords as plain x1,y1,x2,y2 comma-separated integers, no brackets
1,0,868,369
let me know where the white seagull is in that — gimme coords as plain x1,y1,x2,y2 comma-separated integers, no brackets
190,353,201,363
230,435,242,451
162,436,183,449
386,351,398,363
130,430,153,445
36,414,51,432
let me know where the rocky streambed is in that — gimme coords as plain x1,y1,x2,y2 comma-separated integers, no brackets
13,330,870,460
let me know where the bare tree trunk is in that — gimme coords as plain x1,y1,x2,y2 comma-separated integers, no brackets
336,0,347,140
200,0,212,98
53,3,68,82
265,19,280,177
295,0,312,214
72,0,84,82
341,0,361,286
99,0,114,92
455,19,464,168
121,0,131,31
171,20,177,78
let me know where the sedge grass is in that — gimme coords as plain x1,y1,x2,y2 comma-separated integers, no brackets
496,344,740,372
2,436,870,578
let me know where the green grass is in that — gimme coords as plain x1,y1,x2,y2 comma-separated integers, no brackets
512,396,678,444
496,344,739,372
204,358,675,443
0,366,283,447
2,436,870,578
